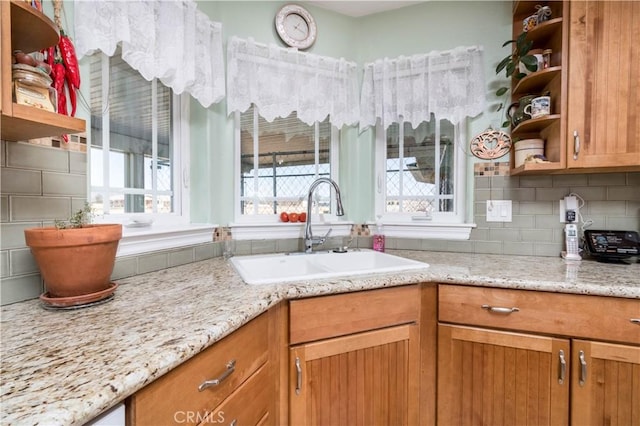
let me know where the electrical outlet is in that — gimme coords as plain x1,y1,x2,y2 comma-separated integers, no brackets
559,195,579,223
486,200,512,222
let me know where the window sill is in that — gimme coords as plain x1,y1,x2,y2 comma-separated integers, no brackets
373,222,476,240
116,224,216,257
230,221,353,241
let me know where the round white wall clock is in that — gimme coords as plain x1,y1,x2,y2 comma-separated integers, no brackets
275,4,317,50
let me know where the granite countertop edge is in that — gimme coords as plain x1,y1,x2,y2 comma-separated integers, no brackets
1,250,638,425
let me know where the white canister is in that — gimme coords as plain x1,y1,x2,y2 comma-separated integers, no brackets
514,139,545,167
520,49,544,75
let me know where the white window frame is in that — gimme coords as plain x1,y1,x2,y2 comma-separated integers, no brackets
88,52,215,256
230,107,351,241
374,119,474,240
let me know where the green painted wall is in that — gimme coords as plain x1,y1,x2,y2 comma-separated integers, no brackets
70,0,512,226
189,2,512,225
191,1,360,224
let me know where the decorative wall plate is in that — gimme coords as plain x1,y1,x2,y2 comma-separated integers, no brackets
469,128,512,160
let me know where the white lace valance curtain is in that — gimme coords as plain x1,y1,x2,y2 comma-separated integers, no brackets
226,37,360,128
74,0,225,108
360,46,485,130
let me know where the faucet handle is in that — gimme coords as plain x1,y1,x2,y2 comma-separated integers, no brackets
311,228,332,246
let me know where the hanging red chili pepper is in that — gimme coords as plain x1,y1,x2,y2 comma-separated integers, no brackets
58,31,80,89
53,61,67,116
65,71,77,117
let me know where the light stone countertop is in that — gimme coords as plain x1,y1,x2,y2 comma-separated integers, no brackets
1,250,639,425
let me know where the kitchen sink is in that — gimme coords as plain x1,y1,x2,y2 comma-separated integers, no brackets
229,249,429,285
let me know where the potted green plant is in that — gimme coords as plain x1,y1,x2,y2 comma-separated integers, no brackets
495,32,538,127
24,203,122,306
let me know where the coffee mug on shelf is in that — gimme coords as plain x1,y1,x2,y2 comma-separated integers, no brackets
506,94,537,128
525,95,551,119
523,14,537,32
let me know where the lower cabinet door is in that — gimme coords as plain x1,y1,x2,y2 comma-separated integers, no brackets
438,324,570,426
571,340,640,426
289,323,420,426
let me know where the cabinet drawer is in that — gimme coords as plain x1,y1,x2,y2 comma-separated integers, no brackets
203,363,271,426
129,313,269,425
290,285,420,345
439,285,640,345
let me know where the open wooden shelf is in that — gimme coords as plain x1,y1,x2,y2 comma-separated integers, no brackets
2,103,86,141
509,161,563,176
10,0,59,53
1,0,86,142
513,66,561,96
511,114,560,136
525,17,563,41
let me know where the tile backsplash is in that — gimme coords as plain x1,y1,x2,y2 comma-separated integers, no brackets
1,142,638,305
467,164,639,257
0,141,214,305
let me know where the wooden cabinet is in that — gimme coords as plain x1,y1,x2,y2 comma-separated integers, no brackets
287,285,435,426
509,1,568,175
570,340,640,425
509,1,640,175
290,323,420,425
0,0,85,141
437,284,640,426
127,311,276,426
565,1,640,170
438,324,570,425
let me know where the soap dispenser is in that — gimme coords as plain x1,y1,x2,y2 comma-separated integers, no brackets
373,216,385,252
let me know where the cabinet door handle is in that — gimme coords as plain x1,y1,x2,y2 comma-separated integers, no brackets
295,356,302,395
573,130,580,160
198,359,236,391
578,350,587,387
558,350,566,385
481,304,520,314
631,318,640,325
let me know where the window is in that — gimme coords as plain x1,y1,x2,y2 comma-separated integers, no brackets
89,48,186,223
236,105,339,219
375,115,473,239
232,105,348,240
89,49,214,255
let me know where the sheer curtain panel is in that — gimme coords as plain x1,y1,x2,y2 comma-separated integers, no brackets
74,0,225,107
360,46,485,131
226,37,360,128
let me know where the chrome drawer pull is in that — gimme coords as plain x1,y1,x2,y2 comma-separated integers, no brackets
295,357,302,395
579,350,587,387
631,318,640,325
481,304,520,314
558,350,566,385
198,359,236,391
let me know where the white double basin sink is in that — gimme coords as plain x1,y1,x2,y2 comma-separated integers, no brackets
229,249,429,285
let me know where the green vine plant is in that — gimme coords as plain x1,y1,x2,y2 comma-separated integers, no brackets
55,203,94,229
495,32,538,128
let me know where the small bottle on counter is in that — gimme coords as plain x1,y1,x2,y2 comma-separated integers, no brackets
372,218,385,252
542,49,552,69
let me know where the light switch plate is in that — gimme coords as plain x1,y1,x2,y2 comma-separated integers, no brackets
486,200,512,222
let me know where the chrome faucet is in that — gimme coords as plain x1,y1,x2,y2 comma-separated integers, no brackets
304,178,345,253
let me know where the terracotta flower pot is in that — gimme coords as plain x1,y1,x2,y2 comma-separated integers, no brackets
24,224,122,298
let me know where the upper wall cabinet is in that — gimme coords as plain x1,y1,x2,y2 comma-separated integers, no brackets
566,1,640,170
509,1,640,175
0,0,85,142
